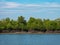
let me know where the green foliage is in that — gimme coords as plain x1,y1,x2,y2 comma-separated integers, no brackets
55,18,60,30
17,16,27,31
27,17,36,30
10,20,18,30
0,21,5,30
0,16,60,33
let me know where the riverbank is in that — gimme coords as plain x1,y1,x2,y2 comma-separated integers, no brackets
0,31,60,34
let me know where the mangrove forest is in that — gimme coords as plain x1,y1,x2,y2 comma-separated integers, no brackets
0,16,60,33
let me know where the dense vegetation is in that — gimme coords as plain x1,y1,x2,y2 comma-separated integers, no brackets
0,16,60,33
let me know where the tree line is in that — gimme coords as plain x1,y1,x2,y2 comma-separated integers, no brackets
0,16,60,33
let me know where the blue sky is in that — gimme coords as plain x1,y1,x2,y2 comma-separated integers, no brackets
0,0,60,20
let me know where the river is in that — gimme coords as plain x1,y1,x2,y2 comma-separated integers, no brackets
0,34,60,45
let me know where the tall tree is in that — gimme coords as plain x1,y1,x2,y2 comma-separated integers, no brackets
27,17,36,31
55,18,60,31
17,16,26,31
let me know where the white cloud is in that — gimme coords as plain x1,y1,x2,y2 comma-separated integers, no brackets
25,4,40,7
0,2,60,8
0,2,21,8
41,2,60,7
0,2,60,16
0,2,60,20
5,2,20,8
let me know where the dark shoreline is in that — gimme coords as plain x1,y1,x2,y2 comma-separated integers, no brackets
0,32,60,34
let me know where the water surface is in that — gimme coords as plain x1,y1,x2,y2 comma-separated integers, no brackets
0,34,60,45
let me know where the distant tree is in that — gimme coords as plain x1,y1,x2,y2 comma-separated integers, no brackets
43,19,51,31
0,21,5,30
10,20,18,30
55,18,60,31
27,17,45,32
5,18,11,30
43,19,57,31
17,16,27,31
0,16,60,33
27,17,36,31
49,21,57,31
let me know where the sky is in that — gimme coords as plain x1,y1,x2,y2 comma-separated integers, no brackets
0,0,60,20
